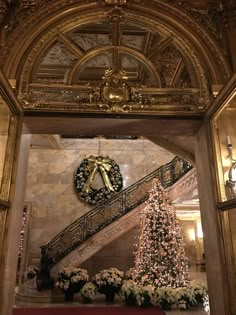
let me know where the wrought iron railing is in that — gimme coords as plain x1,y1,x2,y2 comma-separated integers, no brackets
41,156,192,269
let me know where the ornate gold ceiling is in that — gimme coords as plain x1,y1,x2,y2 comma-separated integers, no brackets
0,0,232,116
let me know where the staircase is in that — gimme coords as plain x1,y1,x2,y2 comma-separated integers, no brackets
39,156,192,275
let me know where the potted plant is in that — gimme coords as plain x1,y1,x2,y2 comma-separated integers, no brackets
135,284,154,307
26,265,39,280
134,284,154,307
93,267,124,302
190,280,208,305
154,287,185,310
176,286,197,309
119,280,137,306
80,282,97,303
55,267,89,302
23,265,39,289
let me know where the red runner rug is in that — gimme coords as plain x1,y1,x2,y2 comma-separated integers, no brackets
13,306,166,315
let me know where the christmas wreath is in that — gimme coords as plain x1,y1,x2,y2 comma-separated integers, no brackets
74,155,123,205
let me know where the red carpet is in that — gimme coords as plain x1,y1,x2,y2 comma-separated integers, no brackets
13,306,166,315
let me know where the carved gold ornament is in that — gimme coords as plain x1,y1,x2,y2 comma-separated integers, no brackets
101,68,130,107
74,156,123,205
6,1,229,115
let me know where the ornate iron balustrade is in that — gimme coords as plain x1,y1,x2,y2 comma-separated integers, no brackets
41,156,192,269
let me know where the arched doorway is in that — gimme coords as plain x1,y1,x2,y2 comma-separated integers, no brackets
0,1,232,314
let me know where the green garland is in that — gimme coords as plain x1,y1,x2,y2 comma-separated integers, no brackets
74,156,123,205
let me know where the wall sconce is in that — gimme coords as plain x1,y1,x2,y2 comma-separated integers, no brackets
188,228,196,241
197,221,203,239
226,136,236,197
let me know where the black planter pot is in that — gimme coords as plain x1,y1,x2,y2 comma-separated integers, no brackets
82,297,92,304
64,289,74,302
105,291,115,303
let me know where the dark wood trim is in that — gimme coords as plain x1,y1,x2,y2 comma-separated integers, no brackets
23,110,204,120
0,199,10,209
218,199,236,211
206,73,236,119
0,69,23,115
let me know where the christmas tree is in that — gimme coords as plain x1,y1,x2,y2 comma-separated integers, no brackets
134,178,190,288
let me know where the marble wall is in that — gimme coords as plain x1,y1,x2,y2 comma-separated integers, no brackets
25,137,174,265
80,226,139,277
80,220,202,277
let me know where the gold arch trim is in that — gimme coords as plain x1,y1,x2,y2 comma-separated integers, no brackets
67,45,161,86
1,1,230,83
0,0,231,112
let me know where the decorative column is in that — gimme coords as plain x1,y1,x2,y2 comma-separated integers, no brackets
194,122,230,315
0,132,31,315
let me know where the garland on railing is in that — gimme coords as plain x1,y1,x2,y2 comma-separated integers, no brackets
40,156,192,270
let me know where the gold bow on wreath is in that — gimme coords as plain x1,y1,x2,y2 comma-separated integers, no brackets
82,155,115,193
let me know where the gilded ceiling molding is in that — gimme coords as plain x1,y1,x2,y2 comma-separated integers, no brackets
16,8,210,113
220,0,236,29
0,0,230,84
0,0,232,116
67,45,161,86
0,1,8,26
104,0,128,4
129,1,231,83
172,30,211,110
17,12,103,94
120,12,211,110
0,1,99,76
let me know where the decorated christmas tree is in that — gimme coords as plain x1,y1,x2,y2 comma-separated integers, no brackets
134,178,190,288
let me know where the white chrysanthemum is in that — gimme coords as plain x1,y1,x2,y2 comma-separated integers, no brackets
80,282,97,299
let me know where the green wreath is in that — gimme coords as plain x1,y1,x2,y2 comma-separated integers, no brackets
74,155,123,205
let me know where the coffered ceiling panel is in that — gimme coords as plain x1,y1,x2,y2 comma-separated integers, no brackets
2,0,227,120
41,41,77,66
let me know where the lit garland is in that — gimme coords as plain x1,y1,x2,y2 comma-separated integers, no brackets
74,155,123,205
18,208,27,257
134,178,190,288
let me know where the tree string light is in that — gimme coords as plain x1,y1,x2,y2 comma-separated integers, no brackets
134,178,190,288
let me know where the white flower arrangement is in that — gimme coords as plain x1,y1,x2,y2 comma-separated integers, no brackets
152,281,208,310
119,280,137,305
26,265,39,280
135,284,154,307
80,282,97,300
55,267,89,293
175,287,197,308
93,267,124,294
125,268,135,280
153,287,176,310
189,280,208,304
203,293,210,313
